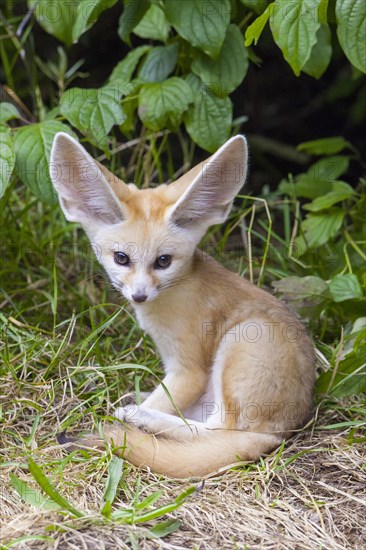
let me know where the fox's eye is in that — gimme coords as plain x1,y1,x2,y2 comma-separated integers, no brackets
154,255,171,269
114,252,130,266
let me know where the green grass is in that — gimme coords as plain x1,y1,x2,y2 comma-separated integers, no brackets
1,162,365,547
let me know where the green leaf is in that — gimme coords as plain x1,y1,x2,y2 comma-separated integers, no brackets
138,77,193,131
135,490,164,510
164,0,231,58
302,23,332,78
0,102,22,123
280,156,351,199
108,46,151,83
134,4,171,42
240,0,270,14
318,0,329,23
300,209,345,248
270,0,322,76
272,275,329,317
184,74,233,152
28,457,84,517
303,187,355,211
192,24,248,97
32,0,81,46
139,43,178,83
120,98,138,135
0,125,15,198
133,485,196,523
316,346,366,397
101,456,124,517
4,535,56,547
60,83,129,151
148,519,182,538
10,473,62,511
336,0,366,73
118,0,149,45
72,0,118,43
307,156,350,181
329,274,363,302
14,121,75,202
245,5,271,46
297,136,351,155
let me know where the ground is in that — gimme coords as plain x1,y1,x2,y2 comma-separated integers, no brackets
1,363,365,548
1,192,365,549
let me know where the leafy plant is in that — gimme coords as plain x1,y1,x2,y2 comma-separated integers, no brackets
1,0,365,201
272,136,366,397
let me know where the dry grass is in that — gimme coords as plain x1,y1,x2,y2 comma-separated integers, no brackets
1,376,365,549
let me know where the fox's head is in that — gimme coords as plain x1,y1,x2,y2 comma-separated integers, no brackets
50,134,248,304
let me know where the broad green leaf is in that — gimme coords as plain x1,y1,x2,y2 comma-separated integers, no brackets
134,4,171,42
303,187,355,211
138,77,193,131
302,24,332,78
108,46,151,83
72,0,118,43
165,0,231,58
184,74,232,152
60,83,129,151
148,519,182,538
270,0,322,76
336,0,366,73
139,43,178,83
31,0,81,46
0,102,22,123
272,276,329,316
297,136,351,155
192,25,248,97
0,125,15,198
28,458,84,517
10,473,62,511
101,456,124,517
300,209,345,248
245,5,271,46
316,346,366,396
280,156,351,199
307,156,350,182
240,0,270,14
118,0,149,44
14,121,75,202
329,274,363,302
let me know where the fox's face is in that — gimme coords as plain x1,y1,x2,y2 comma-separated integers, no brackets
50,133,248,305
94,188,198,304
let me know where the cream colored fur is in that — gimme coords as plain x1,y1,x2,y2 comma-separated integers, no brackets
50,133,315,478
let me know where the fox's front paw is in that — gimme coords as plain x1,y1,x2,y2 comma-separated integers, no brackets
113,405,154,433
114,404,138,423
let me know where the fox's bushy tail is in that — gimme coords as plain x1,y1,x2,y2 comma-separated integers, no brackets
59,425,281,478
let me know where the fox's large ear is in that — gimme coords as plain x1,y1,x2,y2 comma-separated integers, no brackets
50,133,128,229
168,136,248,234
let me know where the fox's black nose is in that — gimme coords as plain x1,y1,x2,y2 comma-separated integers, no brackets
132,293,147,303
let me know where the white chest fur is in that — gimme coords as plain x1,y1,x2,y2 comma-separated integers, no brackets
134,305,180,372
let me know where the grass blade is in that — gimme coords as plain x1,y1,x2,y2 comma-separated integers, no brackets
28,458,84,517
101,456,124,517
148,519,182,538
10,473,62,511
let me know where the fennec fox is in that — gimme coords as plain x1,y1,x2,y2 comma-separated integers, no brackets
50,133,315,478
